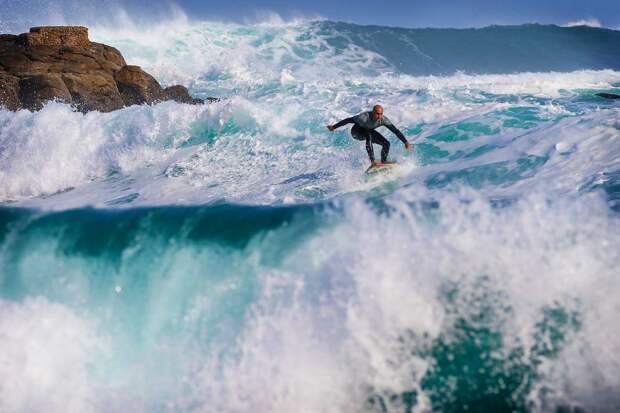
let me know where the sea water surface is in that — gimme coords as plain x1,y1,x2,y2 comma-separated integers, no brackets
1,17,620,413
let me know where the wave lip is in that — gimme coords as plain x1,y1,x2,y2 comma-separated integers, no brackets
89,20,620,83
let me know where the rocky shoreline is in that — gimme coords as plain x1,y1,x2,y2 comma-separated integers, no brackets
0,26,215,113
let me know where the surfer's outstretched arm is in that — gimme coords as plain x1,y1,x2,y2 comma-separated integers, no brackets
327,117,354,131
386,124,413,150
386,124,408,144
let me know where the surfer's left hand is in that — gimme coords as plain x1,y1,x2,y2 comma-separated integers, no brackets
405,142,413,151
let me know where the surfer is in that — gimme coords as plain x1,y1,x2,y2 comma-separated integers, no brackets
327,105,412,167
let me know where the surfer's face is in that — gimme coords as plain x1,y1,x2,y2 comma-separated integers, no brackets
372,108,383,121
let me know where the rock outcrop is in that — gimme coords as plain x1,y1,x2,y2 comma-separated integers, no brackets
0,26,215,112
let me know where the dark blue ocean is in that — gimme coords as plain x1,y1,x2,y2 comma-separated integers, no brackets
1,18,619,412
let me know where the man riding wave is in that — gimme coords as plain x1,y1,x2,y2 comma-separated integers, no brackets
327,105,412,168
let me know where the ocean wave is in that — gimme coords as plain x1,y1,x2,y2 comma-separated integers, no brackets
1,188,618,412
87,19,620,86
1,70,619,209
1,14,620,413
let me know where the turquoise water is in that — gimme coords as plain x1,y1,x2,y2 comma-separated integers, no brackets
1,18,620,413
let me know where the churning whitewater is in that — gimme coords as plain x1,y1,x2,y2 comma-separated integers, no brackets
1,17,620,413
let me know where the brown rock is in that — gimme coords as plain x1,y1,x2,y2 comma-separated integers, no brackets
19,73,71,110
0,34,19,45
90,42,126,70
163,85,204,104
46,49,102,74
62,73,124,112
114,65,164,105
0,50,34,74
19,26,90,49
0,72,20,110
0,26,213,112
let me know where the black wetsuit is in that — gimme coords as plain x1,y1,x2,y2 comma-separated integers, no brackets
332,111,408,163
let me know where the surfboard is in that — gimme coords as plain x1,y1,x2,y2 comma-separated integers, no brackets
365,161,397,174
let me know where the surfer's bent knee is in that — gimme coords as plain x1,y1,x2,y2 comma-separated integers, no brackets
351,124,367,141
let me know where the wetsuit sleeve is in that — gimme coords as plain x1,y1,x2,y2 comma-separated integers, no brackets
386,124,408,144
332,117,355,129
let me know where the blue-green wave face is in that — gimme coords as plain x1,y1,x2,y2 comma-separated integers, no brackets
1,16,620,413
321,22,620,76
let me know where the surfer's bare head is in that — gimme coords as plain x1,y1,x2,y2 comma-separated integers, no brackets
372,104,384,121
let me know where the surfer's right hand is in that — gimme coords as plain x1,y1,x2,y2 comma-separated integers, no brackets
327,125,335,131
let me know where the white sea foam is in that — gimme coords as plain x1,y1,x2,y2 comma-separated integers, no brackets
1,68,618,209
4,188,616,412
0,297,107,412
1,19,619,207
167,189,618,413
0,101,207,202
90,17,389,90
564,18,603,28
